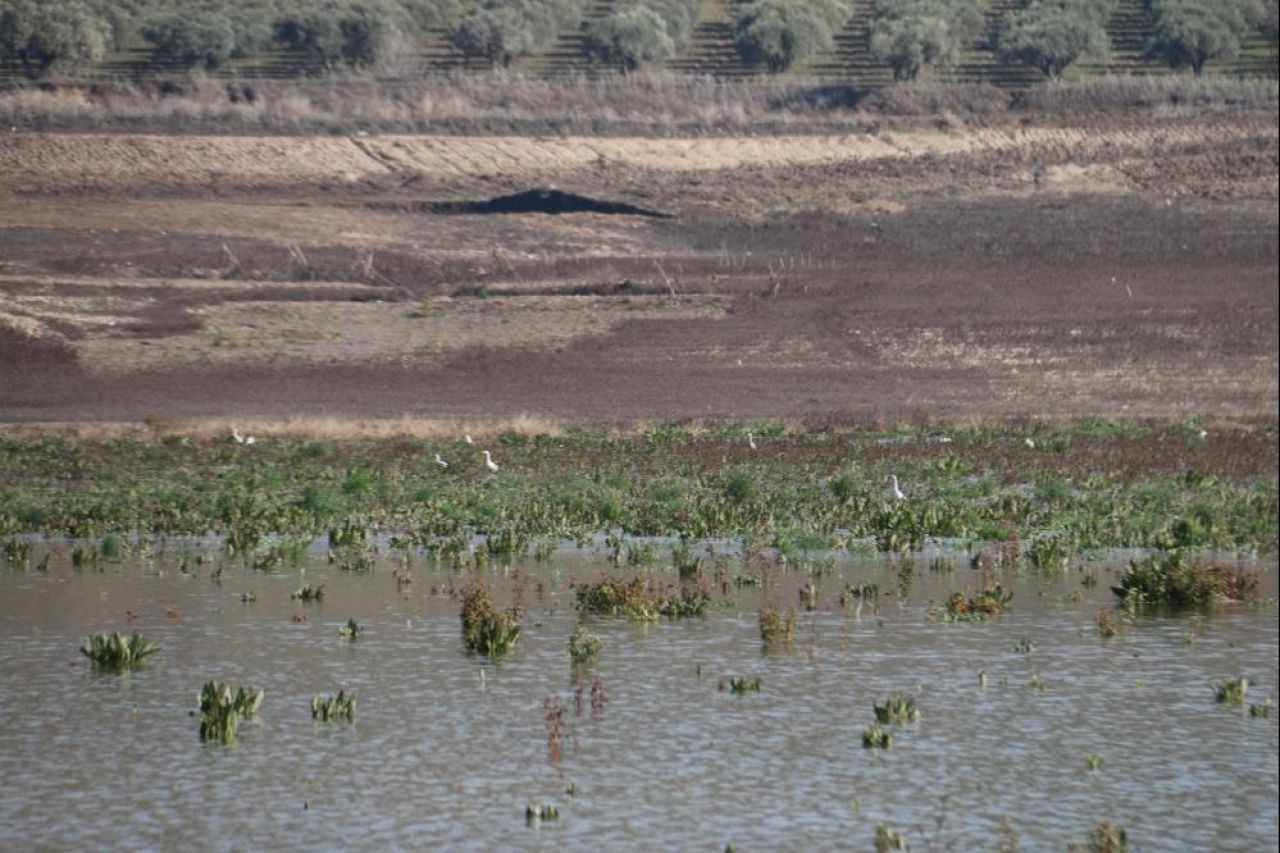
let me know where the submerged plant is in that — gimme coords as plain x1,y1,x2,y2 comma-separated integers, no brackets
873,693,921,726
291,584,325,602
875,823,907,850
568,624,604,665
461,579,521,657
932,584,1013,622
198,681,263,744
862,725,893,749
1214,677,1249,705
80,632,158,672
311,690,356,722
720,676,762,693
339,618,363,640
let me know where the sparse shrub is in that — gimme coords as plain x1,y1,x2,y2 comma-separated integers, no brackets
80,631,158,672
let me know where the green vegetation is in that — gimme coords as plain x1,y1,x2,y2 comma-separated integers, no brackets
587,0,698,72
291,583,325,602
525,802,560,822
1079,822,1128,852
80,631,158,671
876,824,907,850
460,578,521,657
198,680,263,743
870,0,984,80
0,428,1274,560
339,617,363,639
311,689,356,722
759,607,796,649
453,0,583,68
1086,753,1104,771
1114,551,1259,607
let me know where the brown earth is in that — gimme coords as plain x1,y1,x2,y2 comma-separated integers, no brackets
0,108,1276,429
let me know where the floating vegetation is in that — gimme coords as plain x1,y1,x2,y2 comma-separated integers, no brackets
80,631,158,672
875,824,907,851
1030,673,1047,692
460,579,521,658
1114,551,1259,607
1086,754,1105,772
759,607,796,650
873,693,921,726
719,676,761,694
332,545,376,573
253,537,310,571
291,584,325,602
198,681,263,744
1076,822,1128,852
525,803,560,823
931,584,1013,622
568,624,604,665
311,690,356,722
339,618,363,640
574,575,709,622
1213,677,1249,705
1096,609,1127,638
862,725,894,749
1249,699,1272,718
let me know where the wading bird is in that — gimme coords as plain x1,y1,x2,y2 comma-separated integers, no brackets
231,427,255,445
748,432,757,451
483,450,499,473
434,453,448,469
464,434,474,445
889,474,906,501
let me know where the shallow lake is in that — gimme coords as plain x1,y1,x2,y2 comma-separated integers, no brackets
1,540,1276,850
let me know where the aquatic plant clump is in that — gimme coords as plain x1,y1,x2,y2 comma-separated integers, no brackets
1213,677,1250,705
759,607,796,649
873,693,921,726
931,584,1013,622
568,625,604,665
80,632,158,672
574,575,709,622
312,690,356,722
862,724,894,749
198,681,264,744
460,579,521,658
720,676,762,693
875,823,907,850
1114,551,1259,607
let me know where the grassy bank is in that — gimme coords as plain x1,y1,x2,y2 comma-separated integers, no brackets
1,421,1274,557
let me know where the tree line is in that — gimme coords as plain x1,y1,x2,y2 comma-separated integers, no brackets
2,0,1275,81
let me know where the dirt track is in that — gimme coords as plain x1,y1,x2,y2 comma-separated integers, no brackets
1,110,1276,427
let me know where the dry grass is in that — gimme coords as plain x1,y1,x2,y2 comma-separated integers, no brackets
0,414,567,442
1,73,1273,136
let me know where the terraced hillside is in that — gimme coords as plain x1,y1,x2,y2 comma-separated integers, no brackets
0,0,1275,86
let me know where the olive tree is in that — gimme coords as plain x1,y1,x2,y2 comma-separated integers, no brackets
274,0,408,70
870,0,985,80
584,5,675,72
997,0,1116,77
1148,0,1266,74
734,0,849,72
452,0,583,68
0,0,112,78
142,9,237,69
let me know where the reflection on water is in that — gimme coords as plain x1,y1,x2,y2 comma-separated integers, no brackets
1,541,1276,850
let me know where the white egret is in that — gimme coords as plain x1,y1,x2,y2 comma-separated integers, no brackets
483,450,499,473
1025,437,1036,449
889,474,906,501
231,427,255,445
748,432,757,451
434,453,448,469
464,434,474,445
